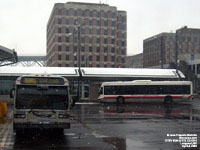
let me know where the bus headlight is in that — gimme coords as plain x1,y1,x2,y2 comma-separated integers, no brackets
58,114,70,118
14,112,26,118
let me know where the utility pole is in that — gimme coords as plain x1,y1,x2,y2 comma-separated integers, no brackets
77,25,81,101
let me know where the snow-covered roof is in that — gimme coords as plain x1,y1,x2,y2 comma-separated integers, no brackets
0,67,185,79
81,68,185,79
0,67,79,77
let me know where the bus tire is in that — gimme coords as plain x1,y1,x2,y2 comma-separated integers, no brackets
117,96,124,104
164,96,173,104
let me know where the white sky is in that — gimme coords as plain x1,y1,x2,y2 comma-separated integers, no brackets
0,0,200,56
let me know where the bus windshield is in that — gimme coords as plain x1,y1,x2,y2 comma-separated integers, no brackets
16,85,69,110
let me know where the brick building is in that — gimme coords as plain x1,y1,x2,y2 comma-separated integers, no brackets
46,2,127,67
126,53,143,68
176,26,200,62
143,33,175,68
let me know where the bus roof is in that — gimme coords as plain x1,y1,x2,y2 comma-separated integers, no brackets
101,80,192,86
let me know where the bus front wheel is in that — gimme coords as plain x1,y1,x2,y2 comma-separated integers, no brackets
164,96,173,104
117,96,124,104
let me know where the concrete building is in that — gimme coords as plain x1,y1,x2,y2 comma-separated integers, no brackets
143,33,175,68
176,26,200,62
126,53,143,68
47,2,127,68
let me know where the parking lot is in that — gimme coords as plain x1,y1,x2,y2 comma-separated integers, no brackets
1,99,200,150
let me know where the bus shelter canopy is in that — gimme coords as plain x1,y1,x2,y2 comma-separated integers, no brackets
0,45,18,66
80,68,185,81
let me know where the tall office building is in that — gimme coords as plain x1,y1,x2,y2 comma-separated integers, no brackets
47,2,127,67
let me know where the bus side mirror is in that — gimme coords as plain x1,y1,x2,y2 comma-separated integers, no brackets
10,88,15,98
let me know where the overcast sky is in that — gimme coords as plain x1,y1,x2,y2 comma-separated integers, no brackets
0,0,200,56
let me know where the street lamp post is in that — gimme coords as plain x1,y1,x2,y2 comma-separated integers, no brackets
77,25,81,102
175,30,178,75
160,36,163,69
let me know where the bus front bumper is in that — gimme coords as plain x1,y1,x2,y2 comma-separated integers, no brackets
13,122,70,130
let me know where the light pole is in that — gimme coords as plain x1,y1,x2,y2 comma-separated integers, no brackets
77,25,81,102
175,30,178,75
160,36,163,69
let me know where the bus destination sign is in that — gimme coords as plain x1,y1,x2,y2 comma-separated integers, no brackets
21,77,64,85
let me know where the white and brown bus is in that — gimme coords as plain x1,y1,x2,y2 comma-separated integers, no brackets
11,75,73,134
98,80,193,104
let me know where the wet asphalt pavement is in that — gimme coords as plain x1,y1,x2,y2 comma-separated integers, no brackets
1,99,200,150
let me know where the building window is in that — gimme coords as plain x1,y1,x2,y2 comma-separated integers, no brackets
112,12,116,18
111,47,115,53
89,55,92,61
97,47,100,53
122,16,126,22
66,46,69,52
112,56,115,62
104,29,107,35
97,29,100,35
89,38,93,43
74,10,78,16
122,58,125,63
58,18,62,24
81,37,85,43
89,47,92,52
97,20,100,26
66,28,70,33
111,21,116,27
89,20,93,26
97,12,100,17
66,55,69,60
96,56,100,61
66,37,69,42
58,36,62,42
89,28,92,34
104,64,107,67
66,9,70,16
111,39,115,44
89,11,93,17
74,46,77,52
81,10,85,16
74,56,77,61
104,38,107,44
81,28,85,34
58,45,62,51
96,64,100,67
58,9,62,15
104,12,108,18
122,49,125,55
111,30,115,36
58,64,62,67
122,41,125,46
66,19,70,24
104,21,108,26
74,19,77,25
96,38,100,44
66,64,70,67
104,56,107,61
122,24,126,30
58,28,62,33
58,55,62,60
81,46,85,52
104,47,108,53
